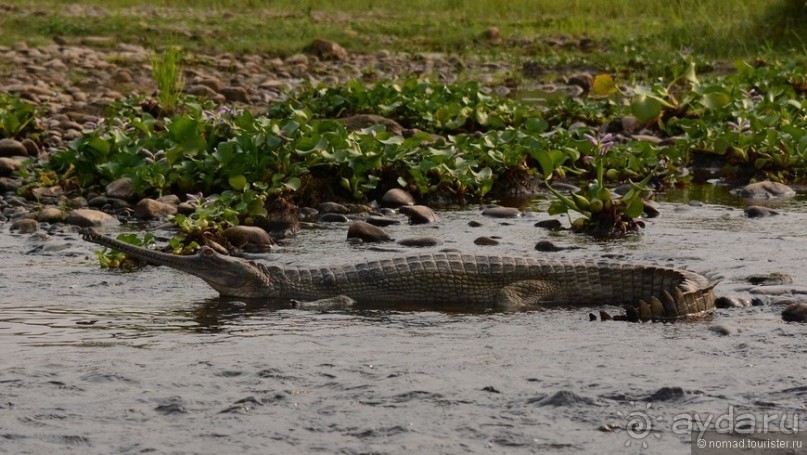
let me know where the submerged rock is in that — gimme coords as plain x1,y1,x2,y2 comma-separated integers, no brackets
318,202,349,214
747,272,793,286
10,218,39,233
365,215,401,227
381,188,415,207
733,181,795,199
400,205,439,224
744,206,779,218
223,226,274,251
782,302,807,322
347,220,392,243
37,206,65,223
64,208,118,227
532,390,594,407
534,241,580,252
709,324,740,336
397,236,442,247
318,213,350,223
481,206,520,218
534,219,563,231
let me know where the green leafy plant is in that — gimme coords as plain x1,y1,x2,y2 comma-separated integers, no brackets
545,132,653,237
94,233,156,269
151,47,186,115
0,93,40,139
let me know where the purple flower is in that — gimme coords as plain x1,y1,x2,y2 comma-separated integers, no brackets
584,132,616,156
186,192,204,202
727,117,751,135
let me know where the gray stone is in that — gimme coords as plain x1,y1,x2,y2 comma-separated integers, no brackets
10,218,39,233
304,38,348,60
534,219,563,230
347,220,392,242
535,241,581,252
186,84,221,99
400,205,439,224
223,226,274,251
709,324,739,336
481,206,520,218
21,139,40,157
30,185,63,199
474,236,499,246
744,205,778,218
220,86,250,103
782,302,807,323
0,157,21,176
381,188,415,207
318,213,350,223
365,215,401,227
157,194,180,205
65,208,119,227
105,177,134,200
318,202,349,214
0,138,28,157
37,206,65,223
733,181,796,199
747,272,792,286
397,236,442,247
0,176,22,192
133,198,177,219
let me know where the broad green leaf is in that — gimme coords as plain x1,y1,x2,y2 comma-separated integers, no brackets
295,135,328,154
701,92,731,110
592,74,617,96
631,94,662,123
168,116,204,152
547,200,569,215
284,177,302,191
525,117,549,133
213,141,237,165
228,175,248,191
623,196,644,218
88,136,110,154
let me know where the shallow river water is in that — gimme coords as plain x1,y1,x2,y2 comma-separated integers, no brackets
2,187,807,454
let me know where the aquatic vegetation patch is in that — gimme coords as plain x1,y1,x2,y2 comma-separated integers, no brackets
17,61,807,242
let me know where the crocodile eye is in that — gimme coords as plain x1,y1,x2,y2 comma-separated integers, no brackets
202,247,215,257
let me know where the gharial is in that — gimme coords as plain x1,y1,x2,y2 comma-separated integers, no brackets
80,228,717,322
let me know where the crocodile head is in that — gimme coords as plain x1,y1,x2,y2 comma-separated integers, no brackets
81,229,276,298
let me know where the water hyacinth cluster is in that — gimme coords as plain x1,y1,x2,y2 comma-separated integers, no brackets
545,132,652,237
10,59,805,240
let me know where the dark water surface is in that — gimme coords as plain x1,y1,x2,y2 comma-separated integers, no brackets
2,188,807,454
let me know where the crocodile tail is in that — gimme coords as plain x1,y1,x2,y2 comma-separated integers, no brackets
625,273,718,322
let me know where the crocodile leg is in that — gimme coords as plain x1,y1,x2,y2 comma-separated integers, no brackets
495,280,561,310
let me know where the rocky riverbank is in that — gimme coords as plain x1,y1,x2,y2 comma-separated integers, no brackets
1,38,519,152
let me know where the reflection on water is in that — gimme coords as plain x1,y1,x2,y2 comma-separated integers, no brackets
2,186,807,453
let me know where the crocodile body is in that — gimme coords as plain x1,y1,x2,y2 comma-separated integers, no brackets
81,229,717,321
